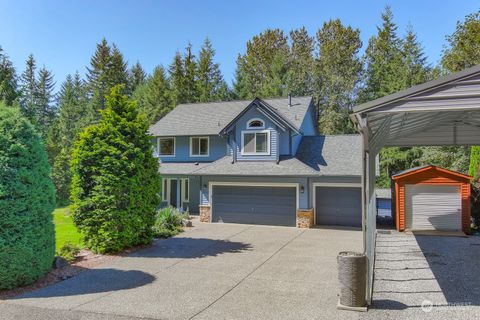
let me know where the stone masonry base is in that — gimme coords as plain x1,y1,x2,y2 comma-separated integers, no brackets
296,208,314,228
199,205,211,222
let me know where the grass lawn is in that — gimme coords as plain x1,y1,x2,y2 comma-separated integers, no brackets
53,207,84,252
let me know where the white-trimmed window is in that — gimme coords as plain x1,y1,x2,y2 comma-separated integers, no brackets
241,130,270,155
182,178,189,202
190,137,209,157
158,137,175,156
247,118,265,129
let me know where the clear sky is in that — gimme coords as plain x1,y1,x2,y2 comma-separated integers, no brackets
0,0,479,90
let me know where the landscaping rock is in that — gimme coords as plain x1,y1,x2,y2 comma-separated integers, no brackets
53,256,69,269
182,219,192,227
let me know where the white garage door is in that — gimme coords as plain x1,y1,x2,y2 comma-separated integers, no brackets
405,184,461,231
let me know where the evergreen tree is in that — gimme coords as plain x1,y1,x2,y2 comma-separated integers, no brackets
234,29,290,99
402,25,431,87
359,6,405,102
168,51,186,106
441,11,480,182
70,85,160,253
196,38,230,102
19,54,38,122
314,19,362,134
86,39,128,117
49,73,88,201
183,43,198,103
0,104,55,289
287,27,314,96
35,67,56,137
134,65,172,123
128,61,146,93
441,10,480,72
0,46,18,106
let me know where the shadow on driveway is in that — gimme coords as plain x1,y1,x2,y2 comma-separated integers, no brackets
130,237,253,259
13,269,155,299
415,234,480,306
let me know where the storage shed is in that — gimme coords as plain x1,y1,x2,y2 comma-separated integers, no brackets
392,165,471,232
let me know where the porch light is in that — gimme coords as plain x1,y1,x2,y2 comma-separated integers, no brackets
300,186,305,193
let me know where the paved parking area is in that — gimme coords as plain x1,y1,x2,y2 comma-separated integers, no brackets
1,221,362,320
361,230,480,320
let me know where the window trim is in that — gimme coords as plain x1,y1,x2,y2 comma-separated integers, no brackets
247,118,265,129
189,136,210,157
158,137,176,157
182,178,189,202
162,178,170,204
241,130,271,155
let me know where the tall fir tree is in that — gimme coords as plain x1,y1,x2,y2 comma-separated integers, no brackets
128,61,146,93
168,51,186,106
287,27,314,96
359,6,405,102
35,67,56,137
196,38,230,102
134,65,172,123
234,29,290,99
48,73,88,200
183,43,198,103
19,54,38,122
402,25,431,88
314,19,363,134
0,46,18,106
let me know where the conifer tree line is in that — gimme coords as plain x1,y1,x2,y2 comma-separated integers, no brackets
0,6,479,198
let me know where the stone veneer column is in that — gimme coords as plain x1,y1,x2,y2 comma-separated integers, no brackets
296,208,314,228
199,205,212,222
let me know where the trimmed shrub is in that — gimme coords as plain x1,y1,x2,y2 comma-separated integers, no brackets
0,105,56,289
70,85,160,253
58,242,81,262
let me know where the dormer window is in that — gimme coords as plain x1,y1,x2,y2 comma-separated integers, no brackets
247,118,265,129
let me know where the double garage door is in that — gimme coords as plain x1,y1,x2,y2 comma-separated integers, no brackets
211,184,362,228
405,185,461,231
212,185,297,227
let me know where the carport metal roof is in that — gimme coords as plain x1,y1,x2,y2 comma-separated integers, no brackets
350,64,480,304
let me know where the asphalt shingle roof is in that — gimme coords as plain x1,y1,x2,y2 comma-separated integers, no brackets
149,96,312,136
158,135,362,177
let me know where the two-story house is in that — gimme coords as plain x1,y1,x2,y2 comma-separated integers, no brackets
149,96,362,228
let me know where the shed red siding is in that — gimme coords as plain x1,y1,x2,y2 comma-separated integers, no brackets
392,166,471,232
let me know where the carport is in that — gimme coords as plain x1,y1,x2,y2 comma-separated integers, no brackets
351,65,480,303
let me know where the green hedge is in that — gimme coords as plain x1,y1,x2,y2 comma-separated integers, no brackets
70,85,160,253
0,105,56,289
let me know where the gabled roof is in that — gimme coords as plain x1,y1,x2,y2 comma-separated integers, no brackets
220,98,301,135
392,165,472,181
158,134,362,177
353,64,480,113
148,96,312,136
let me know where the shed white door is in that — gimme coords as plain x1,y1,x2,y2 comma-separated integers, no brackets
405,184,461,231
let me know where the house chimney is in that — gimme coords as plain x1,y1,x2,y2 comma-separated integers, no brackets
288,92,292,108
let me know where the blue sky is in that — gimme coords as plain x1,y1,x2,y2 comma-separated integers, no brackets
0,0,478,91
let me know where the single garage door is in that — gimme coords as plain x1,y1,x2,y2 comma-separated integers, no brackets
315,187,362,227
211,185,296,226
405,184,461,231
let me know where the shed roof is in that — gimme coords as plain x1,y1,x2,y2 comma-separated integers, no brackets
148,96,313,136
392,165,472,181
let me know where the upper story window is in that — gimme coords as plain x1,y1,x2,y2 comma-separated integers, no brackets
158,137,175,156
190,137,209,157
247,118,265,129
241,130,270,155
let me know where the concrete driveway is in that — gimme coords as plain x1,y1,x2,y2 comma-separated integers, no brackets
1,220,362,320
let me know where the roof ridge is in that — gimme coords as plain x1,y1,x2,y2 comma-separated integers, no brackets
175,96,313,108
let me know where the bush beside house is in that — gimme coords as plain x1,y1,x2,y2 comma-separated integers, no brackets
0,105,56,290
70,85,161,254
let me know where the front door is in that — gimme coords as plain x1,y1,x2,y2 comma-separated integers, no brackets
170,179,178,207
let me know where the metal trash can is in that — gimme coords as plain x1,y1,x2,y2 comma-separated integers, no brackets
337,251,367,310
